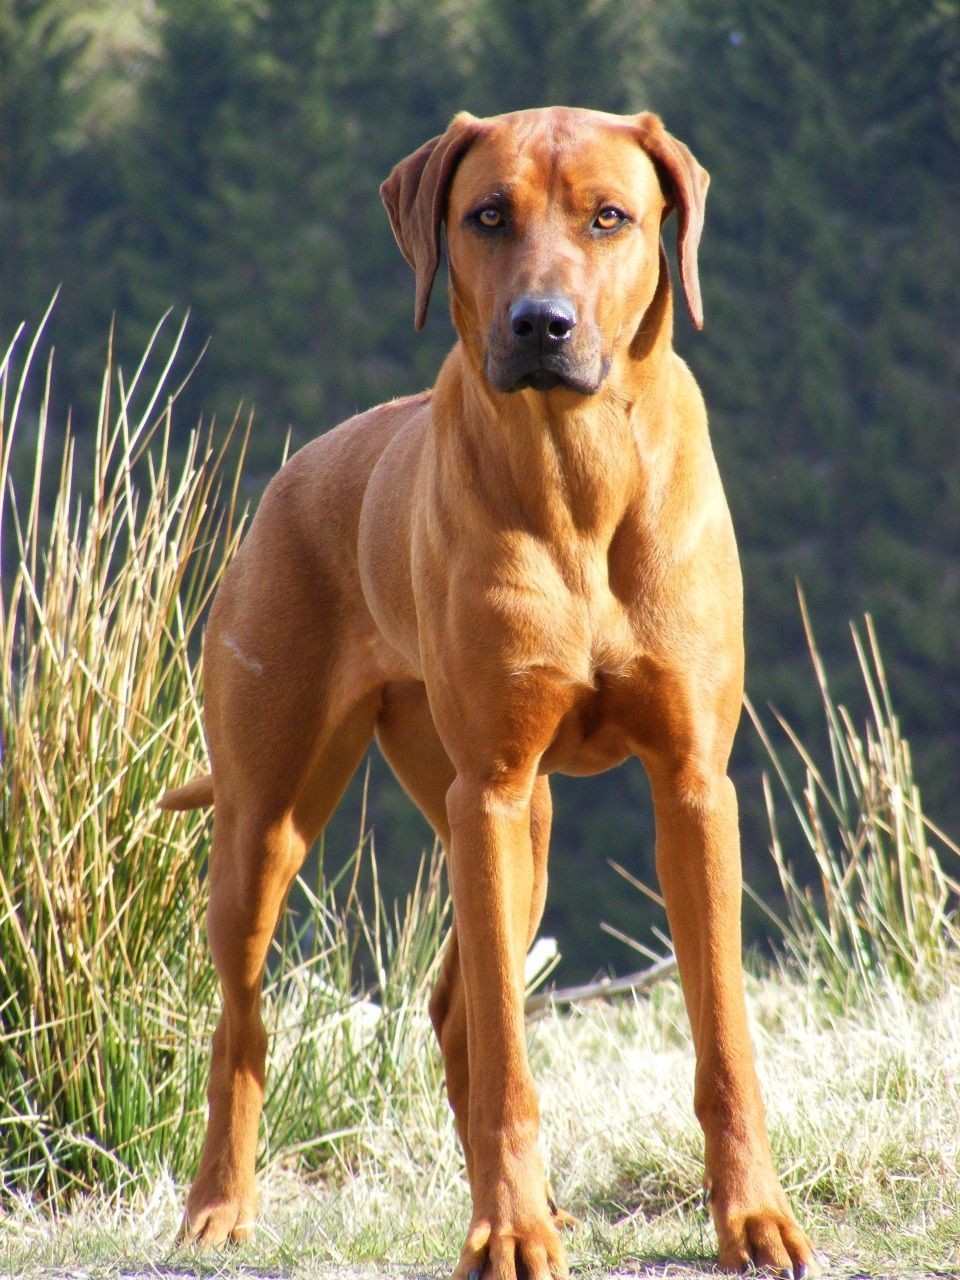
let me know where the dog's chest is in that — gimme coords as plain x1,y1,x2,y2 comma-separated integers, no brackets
497,561,674,777
537,637,678,777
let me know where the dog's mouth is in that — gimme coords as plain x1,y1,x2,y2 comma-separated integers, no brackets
511,369,575,393
486,351,610,397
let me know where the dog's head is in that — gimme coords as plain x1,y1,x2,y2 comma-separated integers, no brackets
381,107,709,397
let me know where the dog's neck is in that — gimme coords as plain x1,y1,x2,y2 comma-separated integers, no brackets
433,257,679,546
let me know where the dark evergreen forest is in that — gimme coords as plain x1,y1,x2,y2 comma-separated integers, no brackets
3,0,958,978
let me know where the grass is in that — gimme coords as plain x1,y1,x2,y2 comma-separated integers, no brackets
0,307,237,1196
746,592,960,1008
1,970,959,1277
2,314,960,1276
0,311,449,1201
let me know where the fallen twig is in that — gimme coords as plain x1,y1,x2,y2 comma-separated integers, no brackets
524,953,677,1015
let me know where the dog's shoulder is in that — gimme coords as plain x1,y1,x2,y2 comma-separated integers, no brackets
251,389,434,559
286,389,432,480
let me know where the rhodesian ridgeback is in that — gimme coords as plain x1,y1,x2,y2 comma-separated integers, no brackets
161,107,817,1278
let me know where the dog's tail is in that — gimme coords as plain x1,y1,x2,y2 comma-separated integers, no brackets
158,773,214,811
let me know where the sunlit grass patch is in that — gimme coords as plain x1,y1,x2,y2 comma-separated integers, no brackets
2,972,959,1275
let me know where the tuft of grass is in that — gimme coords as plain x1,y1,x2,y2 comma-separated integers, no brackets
746,591,960,1007
0,310,448,1203
0,307,244,1198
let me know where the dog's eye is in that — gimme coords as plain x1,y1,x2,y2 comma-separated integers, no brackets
476,207,504,229
593,206,626,231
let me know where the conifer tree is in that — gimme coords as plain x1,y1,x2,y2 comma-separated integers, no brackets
0,2,86,345
461,0,667,115
659,0,960,833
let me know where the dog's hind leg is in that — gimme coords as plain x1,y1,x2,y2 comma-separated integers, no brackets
180,692,380,1247
375,683,554,1208
375,684,467,1152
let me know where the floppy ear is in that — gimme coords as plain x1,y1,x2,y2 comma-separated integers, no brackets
634,113,710,330
381,113,486,331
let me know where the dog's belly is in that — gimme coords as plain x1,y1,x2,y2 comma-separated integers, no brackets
539,678,636,777
545,731,631,777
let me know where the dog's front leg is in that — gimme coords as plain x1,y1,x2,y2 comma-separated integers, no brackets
649,764,817,1278
444,773,568,1280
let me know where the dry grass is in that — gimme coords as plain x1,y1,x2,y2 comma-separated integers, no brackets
746,595,960,1008
0,308,239,1194
2,967,959,1277
0,312,448,1200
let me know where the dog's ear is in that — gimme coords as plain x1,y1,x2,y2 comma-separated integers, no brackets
381,113,486,331
634,113,710,330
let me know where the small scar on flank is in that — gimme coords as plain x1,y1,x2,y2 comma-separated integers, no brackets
222,632,264,677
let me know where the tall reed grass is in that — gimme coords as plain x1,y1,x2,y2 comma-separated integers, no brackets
747,594,960,1006
0,312,448,1202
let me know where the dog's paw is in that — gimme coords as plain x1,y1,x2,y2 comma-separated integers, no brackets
713,1202,819,1278
704,1150,819,1279
452,1213,568,1280
176,1188,258,1248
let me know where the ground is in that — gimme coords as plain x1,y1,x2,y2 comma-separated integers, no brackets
2,973,959,1279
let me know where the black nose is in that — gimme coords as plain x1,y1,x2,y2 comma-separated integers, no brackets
508,295,577,346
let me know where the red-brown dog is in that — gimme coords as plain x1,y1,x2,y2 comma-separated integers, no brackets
161,107,817,1279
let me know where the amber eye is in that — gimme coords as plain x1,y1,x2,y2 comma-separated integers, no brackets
594,206,626,231
476,206,504,229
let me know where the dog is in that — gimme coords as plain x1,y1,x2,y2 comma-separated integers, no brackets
160,107,817,1279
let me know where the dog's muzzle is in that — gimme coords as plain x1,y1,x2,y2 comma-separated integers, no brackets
484,294,607,395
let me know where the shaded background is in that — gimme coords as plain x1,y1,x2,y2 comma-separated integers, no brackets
3,0,958,979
